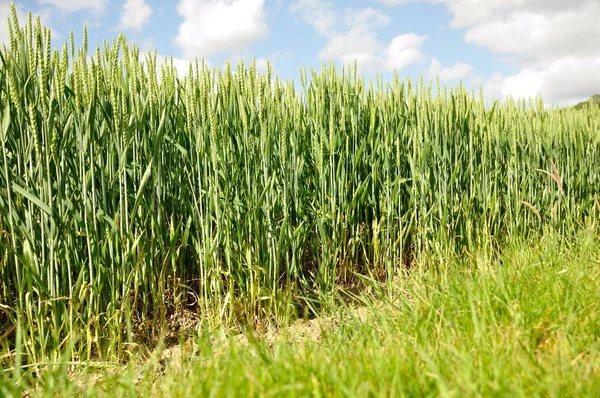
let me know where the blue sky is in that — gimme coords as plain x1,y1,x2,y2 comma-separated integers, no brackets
4,0,600,106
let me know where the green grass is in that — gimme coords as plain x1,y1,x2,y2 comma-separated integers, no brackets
3,231,599,397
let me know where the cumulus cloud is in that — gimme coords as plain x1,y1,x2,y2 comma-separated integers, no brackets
379,0,600,104
117,0,153,32
487,57,600,106
427,58,473,82
378,0,600,64
38,0,107,14
386,34,427,71
461,2,600,67
175,0,269,59
291,1,427,73
455,0,600,104
318,8,389,71
289,0,337,35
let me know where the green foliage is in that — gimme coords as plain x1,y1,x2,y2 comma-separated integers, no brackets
574,94,600,110
0,5,599,372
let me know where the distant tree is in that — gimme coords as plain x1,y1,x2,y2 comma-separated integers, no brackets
574,94,600,110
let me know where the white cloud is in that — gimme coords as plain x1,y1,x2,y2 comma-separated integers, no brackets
500,69,545,101
342,7,390,30
292,2,426,73
378,0,600,103
485,72,506,100
318,9,388,71
386,34,427,71
456,0,600,103
461,2,600,67
117,0,153,32
427,58,473,81
289,0,336,35
487,57,600,106
175,0,269,59
38,0,107,14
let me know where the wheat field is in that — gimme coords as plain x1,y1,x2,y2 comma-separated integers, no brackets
0,5,599,376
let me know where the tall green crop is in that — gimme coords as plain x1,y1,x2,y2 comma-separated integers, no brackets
0,5,599,369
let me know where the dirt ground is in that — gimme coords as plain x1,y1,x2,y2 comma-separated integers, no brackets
158,305,370,371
